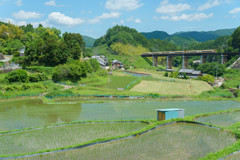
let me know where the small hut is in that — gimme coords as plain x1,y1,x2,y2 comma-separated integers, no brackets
156,108,184,121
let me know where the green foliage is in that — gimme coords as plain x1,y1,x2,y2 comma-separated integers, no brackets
182,73,189,79
164,72,168,77
96,69,108,77
110,42,149,55
197,63,226,76
222,69,240,89
94,25,176,53
199,74,215,84
169,71,179,78
5,69,28,83
230,26,240,52
28,73,48,82
52,62,86,83
89,59,101,72
25,66,53,76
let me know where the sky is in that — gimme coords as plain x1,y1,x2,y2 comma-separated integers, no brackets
0,0,240,38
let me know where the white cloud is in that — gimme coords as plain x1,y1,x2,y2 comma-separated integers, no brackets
88,12,121,24
197,0,220,11
156,0,191,14
120,20,125,24
229,7,240,14
47,12,84,27
45,0,56,6
13,10,42,20
134,18,141,23
15,0,22,6
0,17,27,26
161,13,213,21
105,0,143,11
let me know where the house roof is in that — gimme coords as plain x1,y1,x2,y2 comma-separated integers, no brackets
179,69,194,74
112,60,122,64
156,108,184,112
192,70,201,75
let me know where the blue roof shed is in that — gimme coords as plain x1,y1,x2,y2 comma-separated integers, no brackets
156,108,184,121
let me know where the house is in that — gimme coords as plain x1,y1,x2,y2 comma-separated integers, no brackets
179,69,202,78
156,108,184,121
112,60,123,69
91,55,109,67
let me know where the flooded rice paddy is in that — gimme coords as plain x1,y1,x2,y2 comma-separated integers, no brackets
0,99,240,131
13,123,237,160
196,111,240,127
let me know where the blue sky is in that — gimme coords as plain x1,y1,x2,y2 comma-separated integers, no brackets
0,0,240,38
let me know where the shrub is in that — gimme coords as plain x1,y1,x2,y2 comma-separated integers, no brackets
89,59,101,72
183,73,189,79
164,72,168,77
26,66,53,76
52,62,87,83
5,69,28,83
21,84,31,90
96,69,108,77
199,74,215,84
169,72,179,78
28,73,48,82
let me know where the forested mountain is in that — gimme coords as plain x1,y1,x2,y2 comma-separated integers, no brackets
93,25,177,56
82,36,95,48
141,31,169,40
141,28,235,45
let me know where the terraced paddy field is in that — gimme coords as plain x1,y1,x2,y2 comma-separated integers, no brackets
196,111,240,127
1,99,240,131
12,123,236,160
0,122,147,156
225,152,240,160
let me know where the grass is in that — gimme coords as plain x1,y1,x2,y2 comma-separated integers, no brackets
196,111,240,127
15,123,236,160
0,73,6,80
0,122,147,155
102,75,138,89
131,79,213,95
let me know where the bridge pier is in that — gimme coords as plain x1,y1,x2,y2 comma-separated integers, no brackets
221,54,228,64
166,56,172,69
200,55,207,64
152,56,158,67
182,55,188,69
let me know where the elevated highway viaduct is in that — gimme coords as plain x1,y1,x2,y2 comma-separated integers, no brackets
141,50,240,69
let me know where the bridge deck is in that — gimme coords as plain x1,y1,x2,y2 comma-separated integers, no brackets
141,51,240,57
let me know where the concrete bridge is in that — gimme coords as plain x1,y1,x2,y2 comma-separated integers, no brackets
141,50,240,69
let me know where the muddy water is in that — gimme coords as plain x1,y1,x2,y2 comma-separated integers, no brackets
0,99,240,131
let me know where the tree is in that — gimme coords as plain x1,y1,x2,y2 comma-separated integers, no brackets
230,26,240,52
197,63,225,76
89,59,101,72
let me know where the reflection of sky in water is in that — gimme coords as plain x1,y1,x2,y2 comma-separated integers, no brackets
196,111,240,127
0,99,240,131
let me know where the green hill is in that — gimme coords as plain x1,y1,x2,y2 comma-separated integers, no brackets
141,28,235,44
82,36,95,48
141,31,169,40
173,28,235,42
